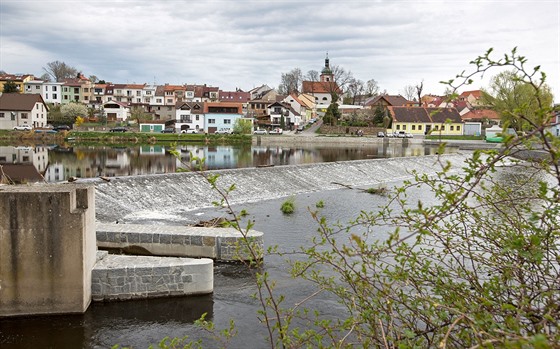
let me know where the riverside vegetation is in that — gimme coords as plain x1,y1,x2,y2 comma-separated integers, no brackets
116,48,559,349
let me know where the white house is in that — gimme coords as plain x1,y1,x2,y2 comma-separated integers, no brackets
175,101,205,133
204,102,243,134
266,101,301,130
0,93,49,129
103,100,130,122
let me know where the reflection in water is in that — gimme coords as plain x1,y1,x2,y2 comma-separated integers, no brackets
0,142,454,183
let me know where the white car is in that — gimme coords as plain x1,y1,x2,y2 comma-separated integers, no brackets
253,129,268,135
181,129,198,134
269,128,283,135
13,125,32,131
215,129,232,134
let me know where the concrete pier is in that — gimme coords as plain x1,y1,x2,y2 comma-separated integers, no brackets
0,185,96,317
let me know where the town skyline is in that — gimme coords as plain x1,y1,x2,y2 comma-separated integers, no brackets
1,1,559,100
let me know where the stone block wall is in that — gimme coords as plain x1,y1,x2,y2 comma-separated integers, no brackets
0,184,96,317
96,223,264,262
91,253,213,301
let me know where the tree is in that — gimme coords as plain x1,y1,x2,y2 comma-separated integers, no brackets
401,84,416,101
323,93,341,125
365,78,380,97
233,118,252,134
2,81,19,93
43,61,78,82
372,105,385,125
131,106,152,124
416,80,424,106
482,69,553,131
304,70,319,83
60,102,88,124
346,78,365,105
89,75,99,83
278,68,302,95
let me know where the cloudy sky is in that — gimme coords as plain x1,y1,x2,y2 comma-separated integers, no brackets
1,0,558,100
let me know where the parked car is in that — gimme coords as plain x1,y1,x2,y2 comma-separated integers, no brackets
215,129,232,134
405,132,413,138
269,128,283,135
296,125,305,132
377,131,385,137
181,129,198,134
54,125,71,131
397,131,407,138
253,129,268,135
109,127,127,133
13,125,32,131
161,128,176,133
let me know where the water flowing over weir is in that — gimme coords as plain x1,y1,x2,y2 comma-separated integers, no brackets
93,153,472,223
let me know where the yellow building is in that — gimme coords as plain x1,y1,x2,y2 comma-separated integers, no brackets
387,106,464,136
0,74,35,94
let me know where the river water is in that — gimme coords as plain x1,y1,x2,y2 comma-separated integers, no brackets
1,141,463,348
0,140,452,183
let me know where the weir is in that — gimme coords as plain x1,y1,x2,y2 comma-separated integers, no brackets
93,153,472,223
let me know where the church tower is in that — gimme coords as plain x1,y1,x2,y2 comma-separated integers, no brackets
320,53,333,82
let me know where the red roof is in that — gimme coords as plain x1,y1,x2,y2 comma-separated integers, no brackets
302,81,342,94
461,109,500,121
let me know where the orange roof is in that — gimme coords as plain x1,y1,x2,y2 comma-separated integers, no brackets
461,109,500,121
302,81,342,94
460,90,482,98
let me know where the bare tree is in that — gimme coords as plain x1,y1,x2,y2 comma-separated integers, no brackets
365,79,380,97
330,65,354,93
89,75,99,83
43,61,78,82
304,70,319,82
346,78,365,105
415,80,424,106
278,68,303,95
401,84,416,101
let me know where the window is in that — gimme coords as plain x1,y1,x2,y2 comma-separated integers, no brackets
441,125,445,131
195,115,199,121
74,87,79,94
84,88,89,92
36,85,40,90
396,125,400,130
136,91,141,96
457,126,461,132
52,93,57,99
434,125,439,130
224,119,231,124
0,113,4,118
63,87,68,92
0,156,6,162
46,93,49,99
418,125,422,130
412,125,416,130
21,113,28,119
52,86,57,91
402,125,406,130
156,98,162,103
208,119,215,124
322,97,327,101
22,156,29,162
167,99,173,104
146,91,152,95
450,125,454,131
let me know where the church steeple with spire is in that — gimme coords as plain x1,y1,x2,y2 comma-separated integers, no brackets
320,52,333,82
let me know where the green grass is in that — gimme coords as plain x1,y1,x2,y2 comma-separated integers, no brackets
281,197,296,214
425,135,484,140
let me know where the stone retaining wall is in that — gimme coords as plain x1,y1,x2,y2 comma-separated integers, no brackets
91,251,213,301
96,223,264,262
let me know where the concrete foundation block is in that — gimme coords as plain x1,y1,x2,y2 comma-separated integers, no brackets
0,184,96,317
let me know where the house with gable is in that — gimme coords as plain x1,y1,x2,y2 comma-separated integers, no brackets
266,101,301,130
175,101,205,133
0,93,49,129
103,100,130,122
204,102,243,134
387,106,464,136
282,93,309,126
61,74,93,105
301,54,343,111
458,90,484,107
365,94,414,111
248,89,280,121
0,73,35,94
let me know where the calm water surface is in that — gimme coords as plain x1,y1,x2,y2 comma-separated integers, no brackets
0,142,453,183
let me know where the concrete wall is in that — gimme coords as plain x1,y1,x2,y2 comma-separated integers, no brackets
0,184,96,317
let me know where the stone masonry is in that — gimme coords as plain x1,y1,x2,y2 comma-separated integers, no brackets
91,251,213,301
96,223,264,262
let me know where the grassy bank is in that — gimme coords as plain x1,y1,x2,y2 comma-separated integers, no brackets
425,134,484,140
0,129,252,146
